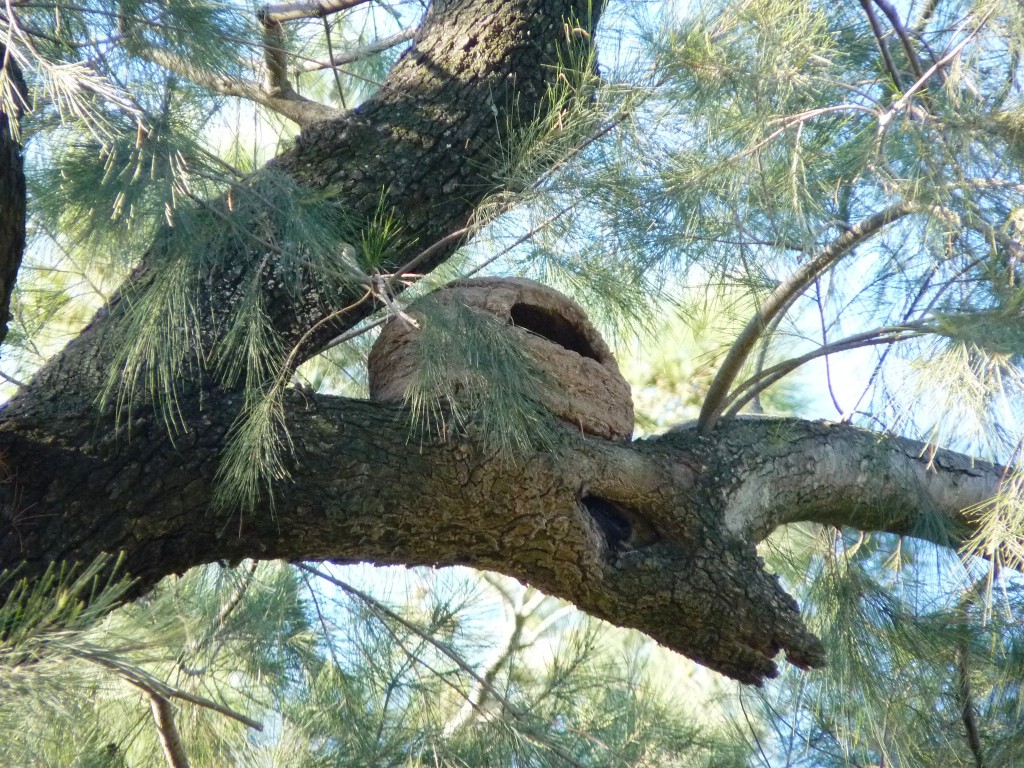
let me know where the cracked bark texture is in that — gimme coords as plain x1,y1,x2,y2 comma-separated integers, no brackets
0,47,26,350
0,0,1009,685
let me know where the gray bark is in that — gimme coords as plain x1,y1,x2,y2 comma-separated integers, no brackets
0,385,1003,683
0,0,1008,685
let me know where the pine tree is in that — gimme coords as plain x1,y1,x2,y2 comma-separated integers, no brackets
2,0,1024,764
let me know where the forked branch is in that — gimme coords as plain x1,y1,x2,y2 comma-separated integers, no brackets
697,201,916,434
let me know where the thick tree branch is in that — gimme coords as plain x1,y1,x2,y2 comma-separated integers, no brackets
1,387,1008,684
29,0,604,398
259,0,371,25
659,418,1004,550
1,0,1014,694
0,45,27,349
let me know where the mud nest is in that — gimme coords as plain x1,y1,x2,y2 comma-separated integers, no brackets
367,278,635,440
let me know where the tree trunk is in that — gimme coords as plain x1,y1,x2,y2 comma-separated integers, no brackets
0,47,26,350
0,0,1007,685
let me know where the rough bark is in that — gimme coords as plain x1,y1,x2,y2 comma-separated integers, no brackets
0,47,26,350
0,386,1004,683
0,0,1010,686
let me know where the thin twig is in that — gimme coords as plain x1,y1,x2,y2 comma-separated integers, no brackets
259,0,370,25
697,201,916,434
879,10,995,127
302,26,416,71
732,104,880,164
860,0,905,91
460,204,578,280
73,648,264,731
145,690,192,768
385,226,471,290
131,43,338,125
320,313,388,352
217,559,258,628
814,278,845,416
0,369,27,388
321,17,347,109
298,564,590,768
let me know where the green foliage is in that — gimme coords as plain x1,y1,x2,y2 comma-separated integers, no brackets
7,0,1024,765
743,530,1024,767
0,562,741,767
404,299,565,455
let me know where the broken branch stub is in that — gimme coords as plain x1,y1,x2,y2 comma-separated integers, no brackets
367,278,635,440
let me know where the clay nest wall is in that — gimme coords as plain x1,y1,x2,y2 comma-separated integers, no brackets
367,278,635,441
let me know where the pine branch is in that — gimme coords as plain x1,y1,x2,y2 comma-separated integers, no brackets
300,565,592,768
300,26,417,71
871,0,925,80
131,44,339,126
442,586,549,736
71,647,264,731
145,690,192,768
721,324,926,419
697,202,916,434
258,0,371,25
860,0,905,91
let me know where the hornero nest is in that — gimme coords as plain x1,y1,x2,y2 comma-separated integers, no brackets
367,278,634,441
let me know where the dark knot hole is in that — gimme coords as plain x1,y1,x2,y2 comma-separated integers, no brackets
581,494,658,551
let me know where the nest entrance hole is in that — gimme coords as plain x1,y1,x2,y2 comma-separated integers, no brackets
510,303,600,361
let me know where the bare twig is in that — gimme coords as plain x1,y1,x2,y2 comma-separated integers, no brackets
259,0,370,25
321,17,347,108
722,325,925,419
73,648,264,731
860,0,905,91
131,44,339,126
698,201,916,434
732,104,880,163
146,691,192,768
814,278,845,416
301,26,417,71
871,0,925,80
